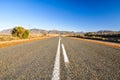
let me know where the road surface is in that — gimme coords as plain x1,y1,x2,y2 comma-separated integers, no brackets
0,37,120,80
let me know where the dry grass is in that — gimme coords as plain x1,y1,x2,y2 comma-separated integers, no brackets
0,34,19,41
0,34,53,48
71,37,120,49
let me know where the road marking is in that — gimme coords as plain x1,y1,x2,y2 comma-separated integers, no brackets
51,37,61,80
61,44,69,63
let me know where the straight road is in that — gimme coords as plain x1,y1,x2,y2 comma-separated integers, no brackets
0,37,120,80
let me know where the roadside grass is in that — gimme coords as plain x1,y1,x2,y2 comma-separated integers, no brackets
0,34,52,48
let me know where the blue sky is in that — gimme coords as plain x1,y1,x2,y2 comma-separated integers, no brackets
0,0,120,32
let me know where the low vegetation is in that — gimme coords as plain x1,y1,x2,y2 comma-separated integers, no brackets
68,32,120,43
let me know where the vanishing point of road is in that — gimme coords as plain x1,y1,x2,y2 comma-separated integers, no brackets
0,37,120,80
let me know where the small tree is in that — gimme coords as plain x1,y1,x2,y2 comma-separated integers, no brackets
12,26,29,39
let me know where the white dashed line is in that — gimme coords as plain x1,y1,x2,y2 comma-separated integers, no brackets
61,44,69,63
51,37,61,80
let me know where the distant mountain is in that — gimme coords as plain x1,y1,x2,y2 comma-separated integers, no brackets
30,29,48,34
97,30,119,34
89,30,120,35
1,28,118,35
48,30,76,34
97,30,115,33
0,29,12,34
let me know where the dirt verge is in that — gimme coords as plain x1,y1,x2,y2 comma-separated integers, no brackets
70,37,120,49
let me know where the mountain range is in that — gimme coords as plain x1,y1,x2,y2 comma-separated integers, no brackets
0,28,77,35
0,29,119,35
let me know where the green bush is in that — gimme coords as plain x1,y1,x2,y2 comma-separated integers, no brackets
12,26,30,39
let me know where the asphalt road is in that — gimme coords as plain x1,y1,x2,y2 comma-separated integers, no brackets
0,37,120,80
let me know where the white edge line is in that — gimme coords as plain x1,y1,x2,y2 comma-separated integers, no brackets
61,43,69,63
51,37,61,80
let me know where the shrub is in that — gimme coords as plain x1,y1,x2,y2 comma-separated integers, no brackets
12,26,29,39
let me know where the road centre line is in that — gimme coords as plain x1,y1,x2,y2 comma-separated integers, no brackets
61,43,69,63
51,37,70,80
51,37,61,80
